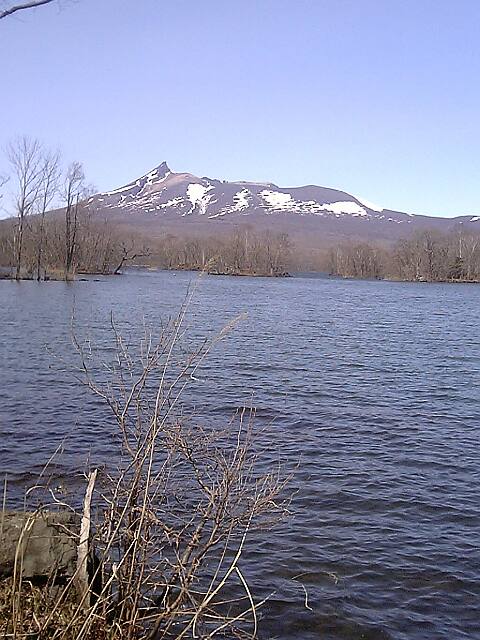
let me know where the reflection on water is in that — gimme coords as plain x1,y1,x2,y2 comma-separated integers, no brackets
1,271,480,639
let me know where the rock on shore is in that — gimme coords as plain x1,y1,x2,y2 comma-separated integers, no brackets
0,512,79,580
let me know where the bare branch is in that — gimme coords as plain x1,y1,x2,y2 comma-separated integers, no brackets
0,0,55,20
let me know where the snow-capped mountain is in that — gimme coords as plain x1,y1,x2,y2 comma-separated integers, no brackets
93,161,403,221
90,162,480,246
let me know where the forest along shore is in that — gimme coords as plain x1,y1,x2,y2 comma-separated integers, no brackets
329,228,480,282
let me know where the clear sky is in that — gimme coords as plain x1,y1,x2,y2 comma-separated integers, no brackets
1,0,479,217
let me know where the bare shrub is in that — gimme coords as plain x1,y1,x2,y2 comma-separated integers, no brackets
2,298,288,639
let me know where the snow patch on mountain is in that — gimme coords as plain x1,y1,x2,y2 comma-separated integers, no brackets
161,197,184,208
232,189,251,211
259,190,369,217
186,183,214,215
261,190,294,209
321,201,368,216
105,182,139,196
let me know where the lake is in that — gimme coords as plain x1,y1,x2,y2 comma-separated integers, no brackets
1,270,480,640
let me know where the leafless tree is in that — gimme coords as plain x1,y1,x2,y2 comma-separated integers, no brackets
6,136,44,280
0,173,7,192
0,173,8,218
329,242,383,279
62,161,86,280
35,149,60,280
113,239,150,274
394,230,450,282
394,236,421,281
449,227,480,281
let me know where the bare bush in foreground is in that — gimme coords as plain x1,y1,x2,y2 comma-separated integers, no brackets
2,301,287,639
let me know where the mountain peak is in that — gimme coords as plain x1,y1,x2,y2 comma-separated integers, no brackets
157,160,170,172
143,161,171,181
156,161,171,175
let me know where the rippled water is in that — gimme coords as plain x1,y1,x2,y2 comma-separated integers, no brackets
1,271,480,639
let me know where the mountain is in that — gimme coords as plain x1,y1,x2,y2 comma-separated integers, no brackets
90,162,480,249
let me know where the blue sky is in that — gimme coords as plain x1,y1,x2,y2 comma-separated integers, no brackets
1,0,479,217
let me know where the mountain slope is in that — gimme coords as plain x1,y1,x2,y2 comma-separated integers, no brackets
90,162,480,248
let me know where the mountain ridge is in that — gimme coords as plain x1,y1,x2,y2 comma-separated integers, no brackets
89,162,480,249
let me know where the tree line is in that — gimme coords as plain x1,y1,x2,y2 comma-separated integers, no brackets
0,136,149,280
150,228,292,277
329,228,480,282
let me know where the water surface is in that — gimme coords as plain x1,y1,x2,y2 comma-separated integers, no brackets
1,271,479,639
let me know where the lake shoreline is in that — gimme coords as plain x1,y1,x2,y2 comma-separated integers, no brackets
4,264,480,284
0,265,291,281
